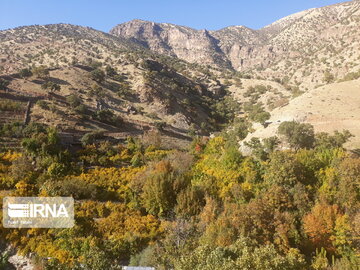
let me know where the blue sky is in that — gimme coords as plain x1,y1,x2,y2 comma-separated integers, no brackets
0,0,347,31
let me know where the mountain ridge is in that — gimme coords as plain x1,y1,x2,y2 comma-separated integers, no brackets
110,0,360,90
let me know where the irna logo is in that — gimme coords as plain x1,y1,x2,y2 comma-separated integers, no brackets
8,203,69,218
3,197,74,228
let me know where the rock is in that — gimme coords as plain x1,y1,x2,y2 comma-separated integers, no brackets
126,105,137,115
8,254,34,270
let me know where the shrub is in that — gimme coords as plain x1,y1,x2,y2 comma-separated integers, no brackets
105,65,117,77
90,68,105,83
315,130,353,149
88,84,105,98
32,66,49,79
154,121,166,131
0,122,24,137
19,68,33,78
0,78,10,90
244,102,271,123
36,100,49,110
74,104,88,116
340,70,360,82
323,71,335,84
41,81,61,93
66,94,82,108
80,131,104,146
0,100,22,112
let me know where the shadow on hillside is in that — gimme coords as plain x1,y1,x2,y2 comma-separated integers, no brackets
48,77,71,85
31,79,44,85
81,118,125,132
350,148,360,157
73,64,93,72
162,129,192,141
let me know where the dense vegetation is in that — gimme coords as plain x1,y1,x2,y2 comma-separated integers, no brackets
0,120,359,270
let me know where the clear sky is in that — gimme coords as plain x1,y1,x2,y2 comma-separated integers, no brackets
0,0,348,32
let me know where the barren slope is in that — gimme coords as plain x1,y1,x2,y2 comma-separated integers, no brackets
241,79,360,150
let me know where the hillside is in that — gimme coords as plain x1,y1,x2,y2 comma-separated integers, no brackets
0,24,236,149
240,79,360,152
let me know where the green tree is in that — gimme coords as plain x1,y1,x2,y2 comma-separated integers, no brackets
263,136,280,153
105,65,117,77
142,161,177,217
90,68,106,83
0,251,11,269
245,137,268,160
278,121,315,149
244,102,271,123
315,130,353,149
0,78,10,90
41,81,61,93
80,131,104,146
264,151,306,188
89,83,105,98
154,121,166,131
175,185,205,218
245,136,280,161
95,109,118,125
66,94,81,108
323,70,335,84
32,66,50,79
335,158,360,212
19,68,33,78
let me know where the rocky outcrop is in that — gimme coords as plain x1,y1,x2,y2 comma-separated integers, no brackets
8,254,34,270
110,20,232,69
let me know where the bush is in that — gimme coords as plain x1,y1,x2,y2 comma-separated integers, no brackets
0,78,10,90
0,122,24,137
0,100,22,112
74,104,88,116
22,122,47,137
41,81,61,93
66,94,82,108
36,100,49,110
88,84,105,98
323,70,335,84
19,68,33,78
44,178,97,199
94,109,121,126
175,237,306,270
244,102,271,123
32,66,49,79
154,121,166,131
90,68,105,83
105,65,117,77
340,70,360,82
315,130,353,149
80,131,104,146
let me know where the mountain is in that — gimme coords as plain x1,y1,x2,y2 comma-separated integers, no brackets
109,19,233,69
0,24,230,149
111,1,360,90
